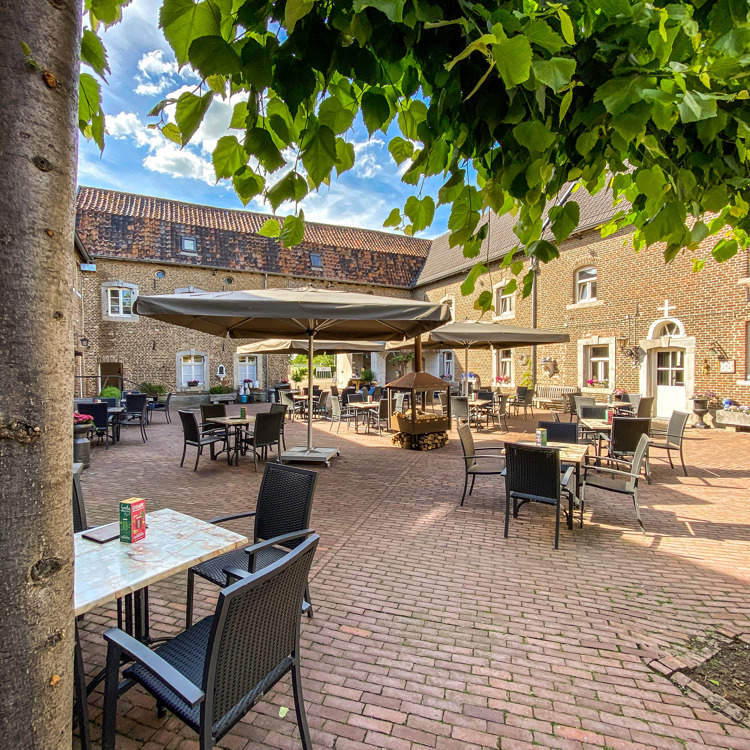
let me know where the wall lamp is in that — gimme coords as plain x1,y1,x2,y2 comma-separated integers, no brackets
616,335,641,365
80,336,90,348
708,341,729,361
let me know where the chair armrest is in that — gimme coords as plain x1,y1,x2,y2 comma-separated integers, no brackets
103,628,205,708
561,466,576,488
583,464,636,479
222,565,251,582
208,510,257,524
462,454,505,461
474,445,506,451
585,455,631,468
244,529,315,558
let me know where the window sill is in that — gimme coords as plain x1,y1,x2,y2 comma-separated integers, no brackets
492,312,516,321
566,300,604,310
105,314,137,320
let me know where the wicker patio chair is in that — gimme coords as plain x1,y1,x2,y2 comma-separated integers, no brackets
242,410,284,472
81,401,114,450
649,410,690,476
601,417,652,484
486,393,509,431
200,403,227,435
503,443,575,549
120,393,149,442
451,396,482,431
178,410,227,471
368,398,390,436
457,423,505,506
580,433,650,532
186,463,318,626
635,396,655,417
269,403,288,450
330,395,356,432
313,390,329,419
280,390,302,420
566,392,579,422
102,534,320,750
148,392,172,423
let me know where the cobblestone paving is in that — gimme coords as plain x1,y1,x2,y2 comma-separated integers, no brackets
76,404,750,749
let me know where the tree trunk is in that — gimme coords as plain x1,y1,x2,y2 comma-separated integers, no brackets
0,0,80,746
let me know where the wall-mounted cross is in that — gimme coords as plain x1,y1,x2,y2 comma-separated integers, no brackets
658,299,675,317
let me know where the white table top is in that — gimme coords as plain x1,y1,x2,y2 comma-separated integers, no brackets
74,508,247,617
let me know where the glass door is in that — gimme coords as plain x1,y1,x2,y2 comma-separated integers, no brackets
655,349,686,417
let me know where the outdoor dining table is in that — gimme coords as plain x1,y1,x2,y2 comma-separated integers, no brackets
206,414,255,465
347,400,379,433
509,440,590,499
73,508,248,749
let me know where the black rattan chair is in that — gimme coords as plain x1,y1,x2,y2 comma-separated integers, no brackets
602,417,652,483
269,403,288,450
200,403,227,436
81,401,114,450
242,410,283,471
102,534,319,750
280,390,302,420
508,386,528,417
120,393,149,443
504,443,575,549
148,392,172,423
178,410,227,471
537,420,578,444
369,398,390,435
457,423,505,506
186,463,318,626
313,390,329,419
451,396,482,431
649,410,690,476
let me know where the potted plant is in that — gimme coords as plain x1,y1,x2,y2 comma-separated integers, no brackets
586,378,609,389
100,386,121,400
495,375,511,391
291,369,305,388
186,379,200,390
139,381,167,399
361,367,375,385
73,412,94,467
690,390,717,429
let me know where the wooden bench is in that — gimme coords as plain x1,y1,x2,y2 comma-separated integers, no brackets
533,385,580,412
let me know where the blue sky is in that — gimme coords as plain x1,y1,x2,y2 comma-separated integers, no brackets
78,0,449,238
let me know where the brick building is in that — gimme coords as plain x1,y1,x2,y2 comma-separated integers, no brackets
75,186,750,417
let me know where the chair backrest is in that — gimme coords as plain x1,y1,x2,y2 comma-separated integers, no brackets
610,417,651,455
578,405,607,420
438,392,449,410
317,391,329,410
163,392,173,408
629,434,651,484
665,410,690,445
201,403,227,422
100,397,118,408
537,421,577,443
330,396,342,418
457,423,476,470
125,393,148,414
477,391,494,402
254,463,317,547
178,410,201,443
269,403,287,425
551,411,561,423
379,398,389,419
72,472,87,533
279,391,296,411
451,396,469,419
394,393,406,412
523,389,535,405
252,410,284,448
80,401,108,430
496,393,508,414
574,396,596,414
123,390,141,396
504,443,561,501
203,534,319,731
348,393,364,403
330,384,339,397
567,392,578,415
515,386,528,400
372,386,381,400
636,396,655,417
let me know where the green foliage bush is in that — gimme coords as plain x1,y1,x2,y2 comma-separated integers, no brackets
209,384,236,394
100,386,121,399
139,381,167,396
361,368,375,383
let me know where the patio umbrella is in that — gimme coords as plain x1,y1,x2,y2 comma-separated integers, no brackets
236,338,385,355
387,321,570,395
134,287,450,465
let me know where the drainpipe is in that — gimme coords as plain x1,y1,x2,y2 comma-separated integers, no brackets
263,273,269,400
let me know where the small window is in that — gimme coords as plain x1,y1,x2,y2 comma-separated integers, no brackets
180,354,205,386
108,287,134,317
586,345,609,385
155,270,166,279
175,286,205,294
223,276,234,285
497,348,512,382
181,236,197,254
310,253,323,269
655,321,679,337
495,284,514,316
440,351,453,379
576,267,597,302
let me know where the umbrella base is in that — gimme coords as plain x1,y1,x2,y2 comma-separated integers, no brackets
281,446,340,467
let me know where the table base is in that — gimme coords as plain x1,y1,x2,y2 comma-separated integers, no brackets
281,446,339,467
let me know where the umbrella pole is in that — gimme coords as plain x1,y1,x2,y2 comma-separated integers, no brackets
307,333,314,451
464,347,469,396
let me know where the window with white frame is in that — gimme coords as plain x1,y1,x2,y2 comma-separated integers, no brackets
586,345,610,385
575,267,597,302
101,282,138,319
494,283,514,316
180,354,206,386
440,350,454,379
238,354,258,386
175,286,205,294
181,236,197,254
497,348,513,383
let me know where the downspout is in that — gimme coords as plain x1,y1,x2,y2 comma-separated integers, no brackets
263,273,269,399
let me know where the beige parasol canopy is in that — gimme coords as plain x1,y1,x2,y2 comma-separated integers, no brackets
237,339,385,355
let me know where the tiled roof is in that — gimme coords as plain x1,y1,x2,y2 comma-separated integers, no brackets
76,187,430,288
415,185,627,286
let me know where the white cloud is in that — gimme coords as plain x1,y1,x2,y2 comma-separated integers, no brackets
352,138,385,179
134,80,172,96
144,144,216,185
137,49,178,78
106,111,162,149
132,49,199,97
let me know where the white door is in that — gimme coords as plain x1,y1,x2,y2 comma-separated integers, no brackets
655,349,686,417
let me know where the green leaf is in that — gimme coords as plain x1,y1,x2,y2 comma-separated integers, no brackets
678,92,718,124
702,184,728,213
492,35,533,88
383,208,401,228
160,0,221,66
532,58,576,90
259,219,280,238
81,29,110,78
557,9,575,46
388,136,414,165
635,166,667,202
361,90,391,136
174,91,212,145
521,269,535,298
240,37,273,90
474,290,494,313
161,123,182,144
445,33,496,71
189,36,241,77
266,171,308,210
560,90,573,123
594,75,652,116
335,138,355,175
712,238,739,261
318,97,356,135
91,0,122,25
352,0,405,23
593,0,633,17
229,101,250,130
280,212,305,248
244,127,286,172
404,196,435,232
78,73,101,124
526,239,559,262
279,706,290,719
232,167,264,205
285,0,315,32
549,201,580,243
212,135,248,180
460,262,487,296
513,121,555,151
301,124,337,188
642,203,684,246
525,20,565,54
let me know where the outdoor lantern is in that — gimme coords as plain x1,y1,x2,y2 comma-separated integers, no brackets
80,336,90,348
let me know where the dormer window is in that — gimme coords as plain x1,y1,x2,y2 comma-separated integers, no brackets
310,253,323,269
181,236,197,254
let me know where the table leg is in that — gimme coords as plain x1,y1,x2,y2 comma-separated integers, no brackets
74,623,92,750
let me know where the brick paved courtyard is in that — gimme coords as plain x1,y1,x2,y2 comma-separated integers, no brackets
76,403,750,750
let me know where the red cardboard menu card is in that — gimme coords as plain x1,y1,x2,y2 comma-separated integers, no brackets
119,497,146,543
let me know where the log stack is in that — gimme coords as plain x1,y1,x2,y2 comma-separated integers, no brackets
391,428,449,450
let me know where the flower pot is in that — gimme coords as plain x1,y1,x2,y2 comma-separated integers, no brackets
691,398,710,429
73,424,91,468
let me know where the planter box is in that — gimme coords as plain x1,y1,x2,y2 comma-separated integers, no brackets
715,410,750,431
209,393,237,404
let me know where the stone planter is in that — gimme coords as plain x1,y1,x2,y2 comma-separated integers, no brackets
73,423,91,468
690,398,710,429
715,410,750,431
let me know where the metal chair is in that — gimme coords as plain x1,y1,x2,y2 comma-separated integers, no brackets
504,443,576,549
178,410,227,471
602,417,652,484
81,401,114,450
580,433,650,532
514,388,535,418
269,403,288,450
457,423,505,506
72,469,88,534
369,398,390,436
648,410,690,476
102,534,320,750
485,393,509,431
242,410,284,472
635,396,655,417
537,420,578,444
451,396,482,431
120,394,148,442
148,392,172,423
330,396,356,432
573,396,596,418
566,392,579,422
280,390,302,420
186,462,318,627
313,390,329,419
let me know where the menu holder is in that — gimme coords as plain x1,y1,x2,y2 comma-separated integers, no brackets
82,522,120,544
